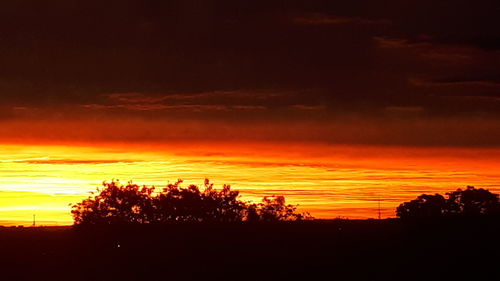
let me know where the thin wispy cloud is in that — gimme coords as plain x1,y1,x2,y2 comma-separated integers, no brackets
293,13,391,25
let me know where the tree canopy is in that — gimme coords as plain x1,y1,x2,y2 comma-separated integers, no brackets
396,186,500,219
71,179,310,225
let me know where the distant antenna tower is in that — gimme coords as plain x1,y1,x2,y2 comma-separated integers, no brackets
377,198,381,220
33,214,36,227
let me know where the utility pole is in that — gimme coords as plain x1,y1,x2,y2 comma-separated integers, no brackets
33,214,36,227
377,198,381,220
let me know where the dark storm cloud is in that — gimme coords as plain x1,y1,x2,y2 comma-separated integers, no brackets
1,0,500,145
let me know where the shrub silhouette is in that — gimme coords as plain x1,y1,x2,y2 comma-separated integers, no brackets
71,179,309,225
396,186,500,219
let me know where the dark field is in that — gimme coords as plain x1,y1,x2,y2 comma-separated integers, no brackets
0,219,498,281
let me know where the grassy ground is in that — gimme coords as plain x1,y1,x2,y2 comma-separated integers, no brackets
0,219,498,281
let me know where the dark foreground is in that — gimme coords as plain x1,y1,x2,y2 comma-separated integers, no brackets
0,219,498,281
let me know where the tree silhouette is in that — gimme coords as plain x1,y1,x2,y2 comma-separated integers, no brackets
72,179,309,225
396,194,446,220
153,179,246,223
71,181,155,225
446,186,500,216
396,186,500,219
247,196,308,222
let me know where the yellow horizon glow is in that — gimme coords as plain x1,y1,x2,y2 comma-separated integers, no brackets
1,142,499,226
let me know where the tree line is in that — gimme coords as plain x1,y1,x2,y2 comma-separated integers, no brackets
396,186,500,219
72,179,500,225
71,179,310,225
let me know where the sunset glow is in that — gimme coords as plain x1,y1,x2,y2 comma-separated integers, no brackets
2,142,499,225
2,2,500,281
1,1,500,227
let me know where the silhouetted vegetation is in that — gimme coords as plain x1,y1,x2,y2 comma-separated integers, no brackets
7,183,500,281
396,186,500,219
246,195,305,222
71,179,310,225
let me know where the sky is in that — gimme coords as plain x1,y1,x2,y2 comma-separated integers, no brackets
1,0,500,145
2,143,500,225
0,1,500,224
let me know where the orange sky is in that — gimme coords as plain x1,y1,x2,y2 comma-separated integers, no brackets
1,141,499,226
1,2,500,226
